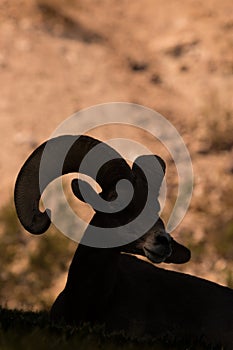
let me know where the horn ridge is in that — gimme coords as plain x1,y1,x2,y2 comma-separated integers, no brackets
14,135,131,234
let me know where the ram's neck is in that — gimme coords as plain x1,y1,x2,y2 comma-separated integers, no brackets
65,243,120,302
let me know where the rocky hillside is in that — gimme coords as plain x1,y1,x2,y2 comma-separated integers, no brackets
0,0,232,308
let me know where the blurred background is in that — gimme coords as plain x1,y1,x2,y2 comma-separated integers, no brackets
0,0,232,310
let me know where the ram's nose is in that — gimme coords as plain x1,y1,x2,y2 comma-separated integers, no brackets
156,233,171,246
143,232,172,263
155,233,172,257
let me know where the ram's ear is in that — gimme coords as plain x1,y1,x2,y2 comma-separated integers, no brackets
71,179,99,206
164,238,191,264
132,155,166,194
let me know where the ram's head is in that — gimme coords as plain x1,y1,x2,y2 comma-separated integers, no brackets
14,135,190,265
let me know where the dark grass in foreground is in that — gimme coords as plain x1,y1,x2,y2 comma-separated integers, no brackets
0,308,226,350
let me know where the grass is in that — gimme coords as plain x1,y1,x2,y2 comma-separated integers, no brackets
0,307,225,350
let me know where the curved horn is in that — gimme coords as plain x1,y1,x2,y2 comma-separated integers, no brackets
14,135,132,234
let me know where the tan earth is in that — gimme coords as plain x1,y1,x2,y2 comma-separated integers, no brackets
0,0,232,308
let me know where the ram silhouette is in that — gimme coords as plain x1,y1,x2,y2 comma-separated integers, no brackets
14,135,233,348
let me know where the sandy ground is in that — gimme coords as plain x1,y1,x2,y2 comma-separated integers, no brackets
0,0,233,307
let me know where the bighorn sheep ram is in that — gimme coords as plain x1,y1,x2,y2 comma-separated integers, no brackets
14,135,233,348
